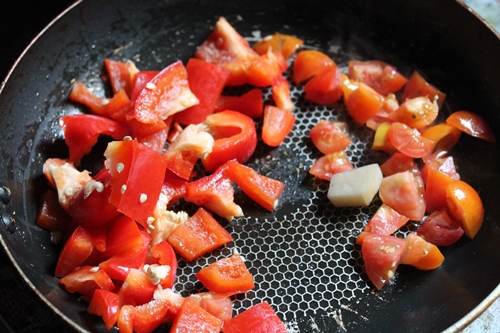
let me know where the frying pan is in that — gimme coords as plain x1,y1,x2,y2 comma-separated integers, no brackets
1,0,499,332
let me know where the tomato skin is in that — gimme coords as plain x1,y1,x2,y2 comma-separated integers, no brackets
401,233,444,270
309,151,354,181
55,226,94,277
174,58,231,125
379,171,426,221
348,60,408,96
379,152,419,177
344,82,384,125
416,209,464,246
389,122,435,158
195,254,255,297
293,50,336,84
356,204,409,245
170,298,224,333
59,265,115,302
309,120,351,154
60,114,128,164
214,89,263,118
304,67,343,105
202,110,257,172
261,105,296,147
446,110,497,143
402,70,446,109
423,168,455,214
132,60,199,124
227,159,286,211
167,207,233,261
361,234,406,290
88,289,120,330
446,180,484,238
252,33,304,59
221,301,287,333
389,96,438,129
421,123,462,153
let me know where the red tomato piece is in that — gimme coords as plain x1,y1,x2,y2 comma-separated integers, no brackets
59,265,115,302
60,114,128,164
446,179,484,238
416,209,464,246
261,105,296,147
366,93,400,130
132,60,199,124
245,51,288,87
195,254,254,297
221,301,287,333
304,66,343,105
88,289,120,331
118,268,157,307
389,96,439,129
214,89,264,118
344,82,384,125
252,33,304,59
170,298,223,333
174,58,231,125
379,171,426,221
379,152,420,177
309,120,351,154
446,110,497,143
361,234,406,290
401,233,444,270
401,71,446,109
272,76,294,112
104,58,138,97
348,60,408,96
423,168,455,214
293,50,336,84
104,139,167,226
227,159,286,211
202,110,257,172
167,207,233,261
389,122,435,158
194,17,259,86
356,204,409,245
309,151,354,181
55,226,94,277
184,163,243,220
68,167,121,228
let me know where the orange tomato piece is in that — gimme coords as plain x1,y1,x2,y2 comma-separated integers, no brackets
446,179,485,238
446,110,497,143
252,33,304,59
401,233,444,270
261,105,296,147
421,123,462,152
389,96,439,129
402,71,446,109
423,168,455,214
293,50,336,84
304,66,343,105
348,59,408,96
344,82,384,125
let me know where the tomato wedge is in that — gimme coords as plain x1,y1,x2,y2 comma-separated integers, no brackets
401,233,444,270
416,209,464,246
389,122,435,158
446,179,484,238
261,105,296,147
196,254,254,296
293,50,336,84
348,60,408,96
356,204,409,245
304,66,343,105
252,33,304,59
402,70,446,109
446,110,497,143
344,82,384,125
309,120,351,154
309,151,354,181
389,96,438,130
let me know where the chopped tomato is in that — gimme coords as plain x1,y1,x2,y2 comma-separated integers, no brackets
221,301,287,333
304,66,343,105
245,51,288,87
446,179,484,238
416,209,464,246
356,204,409,245
344,82,384,125
184,163,243,220
104,139,167,226
214,89,264,118
371,122,395,154
309,120,351,154
309,151,354,181
59,114,128,164
174,58,231,125
361,234,406,290
423,167,455,214
88,289,120,330
261,105,296,147
421,123,462,152
170,298,224,333
132,60,199,124
389,96,438,129
389,122,435,158
118,268,157,306
195,254,254,296
379,171,426,221
167,207,233,261
202,110,257,172
272,76,294,112
227,159,286,211
293,50,336,84
55,226,94,277
348,60,408,96
379,152,420,177
194,17,259,86
401,233,444,270
252,33,304,59
401,71,446,109
104,58,138,97
446,110,497,143
59,265,115,302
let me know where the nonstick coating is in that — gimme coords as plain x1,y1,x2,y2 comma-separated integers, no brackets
1,0,499,332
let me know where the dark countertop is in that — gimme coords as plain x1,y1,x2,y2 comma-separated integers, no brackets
1,1,499,332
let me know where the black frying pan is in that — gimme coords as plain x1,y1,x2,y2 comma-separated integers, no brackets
1,0,500,332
